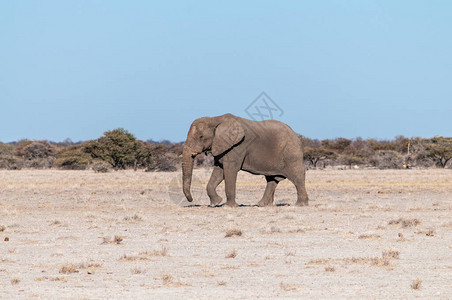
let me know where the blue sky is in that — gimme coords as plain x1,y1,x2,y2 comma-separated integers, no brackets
1,1,451,142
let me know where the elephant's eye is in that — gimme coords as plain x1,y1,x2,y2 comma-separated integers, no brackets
199,135,204,139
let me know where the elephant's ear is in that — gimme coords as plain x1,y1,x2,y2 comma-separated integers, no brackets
211,118,245,156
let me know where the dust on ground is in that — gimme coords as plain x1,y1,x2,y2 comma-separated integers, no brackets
0,169,451,298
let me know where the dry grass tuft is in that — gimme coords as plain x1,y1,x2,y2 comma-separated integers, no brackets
343,257,377,265
36,276,68,282
150,246,169,257
11,278,20,285
280,282,302,292
411,278,422,290
325,266,335,272
225,248,237,258
217,281,227,286
343,256,392,267
120,254,144,261
0,225,5,232
417,229,435,236
130,266,146,274
124,214,143,222
140,245,169,257
120,246,169,261
50,220,61,226
308,250,400,268
50,276,67,282
155,273,189,287
161,274,173,285
425,229,435,236
59,264,79,274
288,228,305,234
382,249,400,259
101,235,124,244
388,218,421,228
87,262,101,268
260,226,283,234
358,234,381,239
225,229,242,238
307,259,331,265
70,262,102,270
371,257,391,267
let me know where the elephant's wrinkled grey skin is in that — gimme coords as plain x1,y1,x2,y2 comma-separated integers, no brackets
182,113,309,207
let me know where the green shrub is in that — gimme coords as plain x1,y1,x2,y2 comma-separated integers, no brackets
0,143,21,170
340,155,365,168
14,141,57,169
424,136,452,168
146,153,179,172
369,150,404,169
15,139,33,156
304,147,337,168
55,145,93,170
84,129,151,170
0,143,15,156
144,141,183,172
20,141,56,160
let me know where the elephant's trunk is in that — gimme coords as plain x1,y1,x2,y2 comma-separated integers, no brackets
182,145,196,202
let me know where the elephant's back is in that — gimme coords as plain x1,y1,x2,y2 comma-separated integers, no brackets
242,118,303,152
259,119,300,141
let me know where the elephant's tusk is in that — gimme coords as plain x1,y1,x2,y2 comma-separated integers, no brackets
179,154,183,158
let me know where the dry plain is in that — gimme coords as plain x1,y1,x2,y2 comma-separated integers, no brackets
0,168,451,299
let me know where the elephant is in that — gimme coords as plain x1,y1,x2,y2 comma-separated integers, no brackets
182,113,309,207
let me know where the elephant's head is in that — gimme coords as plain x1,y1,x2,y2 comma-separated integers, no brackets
182,114,244,202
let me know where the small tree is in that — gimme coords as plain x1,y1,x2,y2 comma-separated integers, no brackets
85,128,151,169
0,143,21,169
340,155,365,169
0,143,15,158
14,141,57,169
145,142,182,172
330,138,352,152
424,136,452,168
55,144,93,170
369,150,404,169
15,139,33,156
21,141,56,160
304,147,337,168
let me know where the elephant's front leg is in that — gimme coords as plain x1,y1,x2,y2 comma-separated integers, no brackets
223,164,239,207
206,166,224,206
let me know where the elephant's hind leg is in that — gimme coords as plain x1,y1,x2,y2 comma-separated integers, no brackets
294,178,309,206
287,164,309,206
207,166,224,206
257,176,280,207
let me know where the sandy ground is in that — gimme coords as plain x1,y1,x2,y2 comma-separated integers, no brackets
0,168,451,299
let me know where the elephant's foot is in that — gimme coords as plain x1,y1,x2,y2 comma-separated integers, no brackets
257,199,273,207
209,196,223,207
294,200,308,206
224,200,238,207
